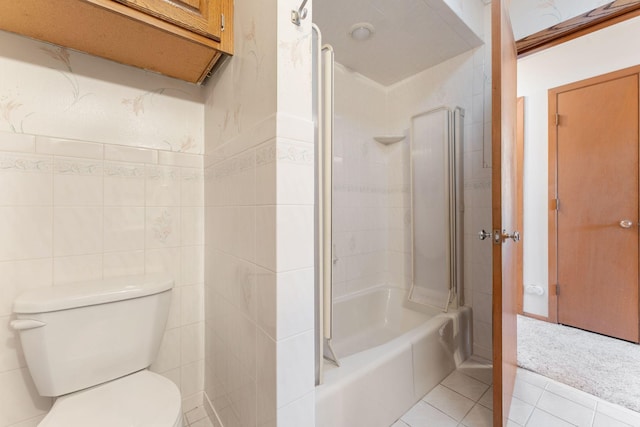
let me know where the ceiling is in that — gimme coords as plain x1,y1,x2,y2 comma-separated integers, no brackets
313,0,484,86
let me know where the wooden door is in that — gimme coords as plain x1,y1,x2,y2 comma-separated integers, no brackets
492,0,519,425
115,0,222,40
550,69,640,343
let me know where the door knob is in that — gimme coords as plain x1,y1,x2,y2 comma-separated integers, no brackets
478,230,492,241
619,219,635,229
501,230,520,242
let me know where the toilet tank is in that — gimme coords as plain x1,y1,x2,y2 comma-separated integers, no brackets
12,274,173,397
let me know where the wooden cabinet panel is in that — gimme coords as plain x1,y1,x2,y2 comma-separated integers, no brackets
0,0,233,84
115,0,222,41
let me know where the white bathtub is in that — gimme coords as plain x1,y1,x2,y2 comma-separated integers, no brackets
315,286,472,427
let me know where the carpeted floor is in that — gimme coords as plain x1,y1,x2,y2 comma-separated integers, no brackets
517,315,640,413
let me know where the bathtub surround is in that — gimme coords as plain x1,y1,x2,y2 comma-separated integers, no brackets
203,0,315,426
315,287,471,427
331,2,493,360
332,63,389,299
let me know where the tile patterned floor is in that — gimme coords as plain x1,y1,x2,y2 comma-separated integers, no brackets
183,405,214,427
187,356,640,427
393,356,640,427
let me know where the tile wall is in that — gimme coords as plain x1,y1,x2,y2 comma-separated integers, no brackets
203,0,315,426
0,31,204,153
386,2,493,360
331,1,492,359
332,63,390,298
0,2,494,427
0,133,205,427
0,31,207,427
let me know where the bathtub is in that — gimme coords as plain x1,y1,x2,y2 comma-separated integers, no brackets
315,286,472,427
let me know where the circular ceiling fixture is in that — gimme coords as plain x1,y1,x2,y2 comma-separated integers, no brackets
349,23,375,41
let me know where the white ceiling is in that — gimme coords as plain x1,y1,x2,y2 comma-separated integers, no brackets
313,0,483,86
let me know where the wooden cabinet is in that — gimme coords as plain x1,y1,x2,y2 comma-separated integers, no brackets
0,0,233,84
115,0,222,40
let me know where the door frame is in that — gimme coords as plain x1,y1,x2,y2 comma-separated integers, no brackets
516,97,525,316
516,1,640,58
492,0,518,424
548,64,640,324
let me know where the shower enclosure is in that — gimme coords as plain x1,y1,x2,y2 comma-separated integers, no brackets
408,107,465,310
313,26,470,425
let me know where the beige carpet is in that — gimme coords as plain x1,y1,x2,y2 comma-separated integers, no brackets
517,315,640,413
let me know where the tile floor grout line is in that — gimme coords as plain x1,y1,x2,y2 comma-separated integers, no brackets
456,367,494,386
437,382,487,404
522,399,535,427
541,386,599,410
533,405,580,427
395,365,640,427
402,400,460,425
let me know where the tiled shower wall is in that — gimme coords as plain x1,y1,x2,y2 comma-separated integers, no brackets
331,1,493,359
332,64,389,298
0,32,206,427
387,2,493,359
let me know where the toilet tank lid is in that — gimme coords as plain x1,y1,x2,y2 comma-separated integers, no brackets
13,274,174,314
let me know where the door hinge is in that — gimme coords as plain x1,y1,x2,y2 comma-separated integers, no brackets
555,113,559,126
221,13,225,31
555,284,560,296
552,198,560,211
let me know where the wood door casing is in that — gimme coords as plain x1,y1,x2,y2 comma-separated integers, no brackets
115,0,222,40
492,0,518,425
516,97,525,315
549,67,640,343
516,0,640,58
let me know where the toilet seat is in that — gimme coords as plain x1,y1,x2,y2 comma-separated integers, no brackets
39,370,182,427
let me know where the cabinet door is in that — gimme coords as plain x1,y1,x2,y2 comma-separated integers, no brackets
115,0,222,40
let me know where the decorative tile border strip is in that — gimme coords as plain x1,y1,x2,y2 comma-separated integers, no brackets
181,168,204,182
213,151,255,180
104,161,145,179
255,142,276,166
0,152,53,173
146,165,179,181
54,157,103,176
276,140,313,164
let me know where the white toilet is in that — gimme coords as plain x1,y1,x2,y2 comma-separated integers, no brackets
11,274,183,427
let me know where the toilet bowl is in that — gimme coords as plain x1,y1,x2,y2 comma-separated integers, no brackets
40,370,182,427
11,274,182,427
